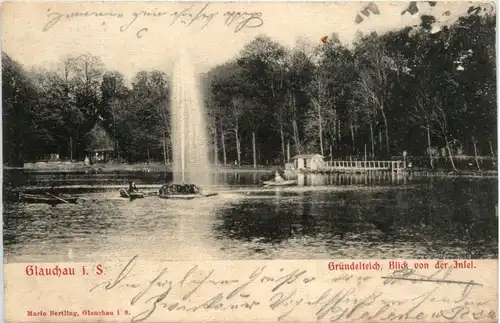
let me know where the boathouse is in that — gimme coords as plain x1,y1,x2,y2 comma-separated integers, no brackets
292,154,324,170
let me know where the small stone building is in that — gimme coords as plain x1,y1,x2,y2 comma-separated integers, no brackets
292,154,324,170
85,124,114,164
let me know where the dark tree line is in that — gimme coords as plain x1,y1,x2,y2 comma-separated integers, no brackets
3,4,496,170
2,52,171,164
205,6,496,169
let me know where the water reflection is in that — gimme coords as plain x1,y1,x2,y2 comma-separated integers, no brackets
3,172,497,262
294,172,409,186
213,177,497,259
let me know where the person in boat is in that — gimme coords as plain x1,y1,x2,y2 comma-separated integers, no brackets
275,171,285,182
128,181,138,193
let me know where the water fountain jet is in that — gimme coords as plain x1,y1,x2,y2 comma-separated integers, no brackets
159,48,216,199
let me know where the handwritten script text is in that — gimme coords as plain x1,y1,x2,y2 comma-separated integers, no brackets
42,4,264,38
89,257,497,322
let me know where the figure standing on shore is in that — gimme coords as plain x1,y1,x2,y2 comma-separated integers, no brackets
275,171,284,182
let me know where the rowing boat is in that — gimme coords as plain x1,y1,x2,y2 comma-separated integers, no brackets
119,189,145,199
19,193,78,205
262,180,297,187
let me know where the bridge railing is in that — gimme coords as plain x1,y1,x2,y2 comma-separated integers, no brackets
324,160,405,170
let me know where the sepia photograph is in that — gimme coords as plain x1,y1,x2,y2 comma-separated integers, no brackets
2,1,497,266
3,2,499,323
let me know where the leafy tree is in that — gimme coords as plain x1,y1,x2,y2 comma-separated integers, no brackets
354,33,396,156
2,53,38,165
100,70,129,157
237,35,289,163
284,39,315,155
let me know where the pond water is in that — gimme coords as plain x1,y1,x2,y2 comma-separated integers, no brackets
3,171,498,262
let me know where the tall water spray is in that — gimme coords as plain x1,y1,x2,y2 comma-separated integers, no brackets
170,49,212,187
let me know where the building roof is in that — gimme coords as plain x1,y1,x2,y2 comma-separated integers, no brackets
292,154,323,159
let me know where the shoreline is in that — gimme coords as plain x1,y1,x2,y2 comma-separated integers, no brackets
4,163,277,173
3,163,498,178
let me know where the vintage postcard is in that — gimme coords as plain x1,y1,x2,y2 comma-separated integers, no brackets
1,1,498,322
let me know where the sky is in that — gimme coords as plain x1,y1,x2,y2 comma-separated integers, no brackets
1,1,489,79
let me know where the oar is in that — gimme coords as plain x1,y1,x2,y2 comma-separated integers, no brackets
45,192,69,204
121,189,133,201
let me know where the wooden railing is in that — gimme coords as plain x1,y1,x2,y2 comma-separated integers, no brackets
324,160,406,171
